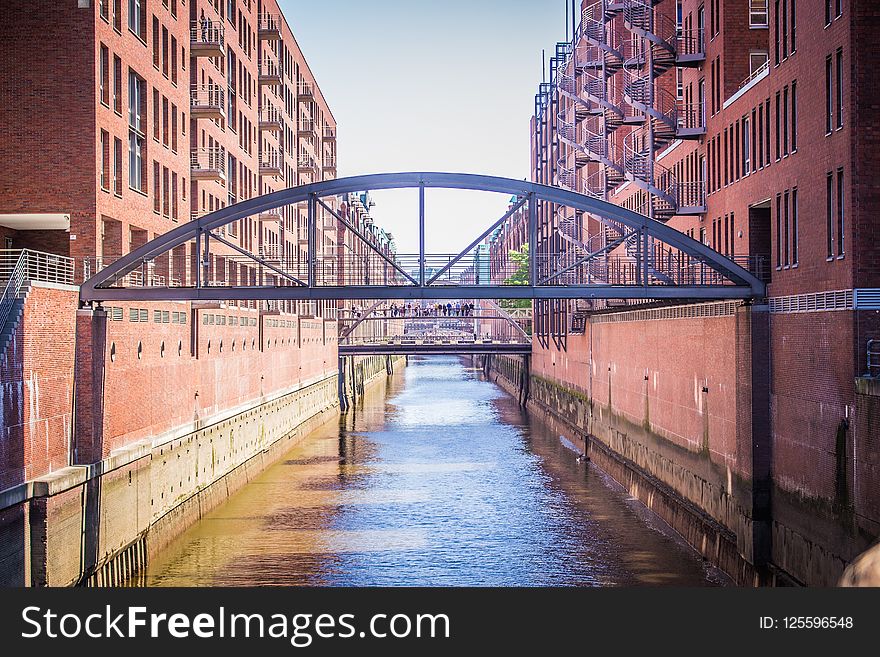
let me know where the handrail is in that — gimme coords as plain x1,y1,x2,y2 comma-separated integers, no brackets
0,252,26,341
868,339,880,377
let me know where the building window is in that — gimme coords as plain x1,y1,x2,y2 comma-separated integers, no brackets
750,51,769,75
153,161,160,212
826,172,834,258
152,16,159,68
113,55,122,114
756,107,763,167
791,188,798,265
775,194,782,268
113,0,122,32
129,0,146,41
743,117,750,174
791,0,797,52
825,55,833,133
152,88,160,141
773,0,779,65
171,103,178,152
790,81,797,151
113,137,123,196
697,6,705,51
837,168,844,256
163,166,170,217
171,35,177,85
783,189,790,266
162,26,169,78
774,92,780,159
825,0,831,24
128,70,147,193
750,0,768,26
836,48,844,129
764,99,771,166
100,130,110,191
100,0,109,22
162,96,169,147
781,0,788,59
836,0,842,19
172,172,178,221
782,86,789,156
99,44,109,106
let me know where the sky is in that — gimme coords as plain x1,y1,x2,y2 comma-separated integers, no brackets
279,0,570,253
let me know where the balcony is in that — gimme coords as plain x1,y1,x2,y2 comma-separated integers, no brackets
297,153,318,173
297,80,313,99
259,149,283,176
258,207,282,222
190,20,225,58
190,84,225,120
191,146,226,181
323,126,336,140
322,154,337,170
677,180,707,215
298,118,317,137
257,13,281,40
259,59,281,87
259,105,283,132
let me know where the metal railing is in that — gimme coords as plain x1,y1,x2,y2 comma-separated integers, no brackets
259,104,283,125
259,58,281,80
297,153,317,170
257,12,281,34
260,148,283,171
323,154,337,169
190,84,225,112
737,59,770,92
191,146,226,174
0,249,75,285
190,20,225,50
323,126,336,140
297,80,313,96
867,340,880,376
0,249,75,340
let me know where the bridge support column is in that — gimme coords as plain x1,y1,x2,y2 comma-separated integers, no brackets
736,303,772,575
338,356,349,412
385,355,393,375
519,354,531,407
73,305,107,464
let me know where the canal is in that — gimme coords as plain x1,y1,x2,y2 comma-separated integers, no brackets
134,356,727,586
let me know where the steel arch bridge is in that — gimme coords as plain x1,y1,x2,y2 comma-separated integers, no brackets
80,172,766,303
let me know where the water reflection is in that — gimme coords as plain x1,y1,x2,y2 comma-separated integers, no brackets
135,356,726,587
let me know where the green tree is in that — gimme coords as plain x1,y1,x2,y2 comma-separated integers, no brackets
501,244,531,309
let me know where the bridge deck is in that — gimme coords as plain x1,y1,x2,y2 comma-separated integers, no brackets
338,340,531,356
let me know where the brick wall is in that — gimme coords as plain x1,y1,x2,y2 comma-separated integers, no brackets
0,284,78,490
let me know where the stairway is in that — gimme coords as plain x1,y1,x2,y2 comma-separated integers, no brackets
0,282,31,358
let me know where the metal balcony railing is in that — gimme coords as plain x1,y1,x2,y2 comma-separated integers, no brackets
297,80,313,97
259,104,283,128
298,118,316,134
257,13,282,39
259,58,281,83
190,84,225,115
323,126,336,140
260,149,283,173
191,146,226,177
323,154,337,169
190,20,225,54
297,153,317,170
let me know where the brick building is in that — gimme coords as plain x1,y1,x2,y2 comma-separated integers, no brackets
526,0,880,585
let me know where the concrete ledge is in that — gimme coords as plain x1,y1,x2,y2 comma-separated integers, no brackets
31,466,90,497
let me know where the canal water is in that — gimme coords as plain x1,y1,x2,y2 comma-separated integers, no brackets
134,356,727,586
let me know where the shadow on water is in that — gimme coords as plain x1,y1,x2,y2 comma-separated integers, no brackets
134,356,728,587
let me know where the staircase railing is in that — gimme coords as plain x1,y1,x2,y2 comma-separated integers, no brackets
0,251,26,342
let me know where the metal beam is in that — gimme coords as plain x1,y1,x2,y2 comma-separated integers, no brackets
338,299,385,339
307,194,317,288
208,230,307,286
83,284,757,302
418,182,425,287
339,343,532,356
80,172,766,301
316,197,418,286
426,195,528,285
